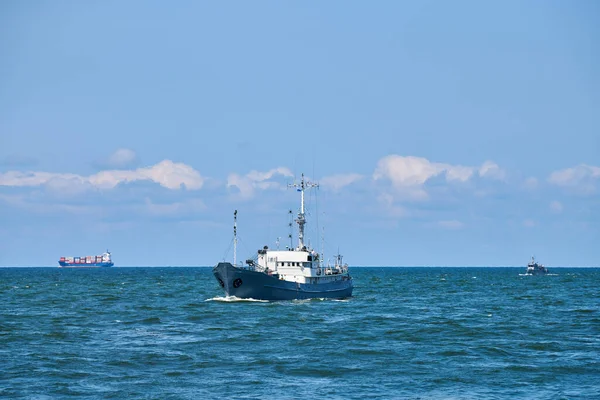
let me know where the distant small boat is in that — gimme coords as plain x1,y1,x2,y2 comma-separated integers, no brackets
58,250,114,268
525,256,548,275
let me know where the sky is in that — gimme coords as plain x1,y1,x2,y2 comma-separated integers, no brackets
1,0,598,267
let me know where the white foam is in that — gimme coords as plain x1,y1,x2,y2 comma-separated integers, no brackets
204,296,268,303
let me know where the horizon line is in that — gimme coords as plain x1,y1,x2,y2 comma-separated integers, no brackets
1,265,599,268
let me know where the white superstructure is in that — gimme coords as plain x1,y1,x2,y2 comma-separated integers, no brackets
101,250,112,263
525,256,548,275
237,173,350,285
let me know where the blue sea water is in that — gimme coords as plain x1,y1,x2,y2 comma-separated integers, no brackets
1,267,599,399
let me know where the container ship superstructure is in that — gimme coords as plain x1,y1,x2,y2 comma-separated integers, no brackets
58,250,114,268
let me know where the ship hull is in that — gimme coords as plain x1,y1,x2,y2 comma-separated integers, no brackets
58,262,114,268
213,262,353,300
525,269,547,275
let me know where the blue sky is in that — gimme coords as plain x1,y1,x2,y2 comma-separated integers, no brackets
1,1,598,266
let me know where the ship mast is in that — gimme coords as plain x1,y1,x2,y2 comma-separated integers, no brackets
233,210,238,266
288,173,319,250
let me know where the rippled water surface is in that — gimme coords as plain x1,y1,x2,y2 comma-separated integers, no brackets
1,267,599,399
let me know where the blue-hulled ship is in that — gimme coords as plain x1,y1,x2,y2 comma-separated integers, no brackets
213,174,353,300
58,250,114,268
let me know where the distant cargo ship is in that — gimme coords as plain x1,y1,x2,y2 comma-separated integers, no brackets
58,250,114,268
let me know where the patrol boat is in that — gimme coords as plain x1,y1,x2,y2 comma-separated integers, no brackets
213,174,353,300
525,256,548,275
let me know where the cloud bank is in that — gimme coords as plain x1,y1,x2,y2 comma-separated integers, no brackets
373,155,505,186
227,167,293,199
548,164,600,194
0,160,204,191
372,155,505,201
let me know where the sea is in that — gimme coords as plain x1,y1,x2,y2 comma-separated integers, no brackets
1,267,598,400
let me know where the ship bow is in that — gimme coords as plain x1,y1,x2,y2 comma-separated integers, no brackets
213,262,234,296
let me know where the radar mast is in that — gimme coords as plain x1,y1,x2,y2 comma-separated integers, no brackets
288,173,319,250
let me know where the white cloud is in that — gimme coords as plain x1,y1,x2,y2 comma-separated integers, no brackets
446,166,475,182
372,155,504,201
227,167,293,199
523,219,536,228
376,192,408,217
320,173,363,192
107,148,137,168
549,200,563,214
0,160,204,191
245,168,293,182
478,161,506,180
227,174,254,199
548,164,600,194
373,155,449,187
0,171,85,188
90,160,204,190
438,220,464,229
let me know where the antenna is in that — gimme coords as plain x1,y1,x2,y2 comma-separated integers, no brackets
288,173,319,249
321,225,325,268
315,173,319,253
312,157,317,249
233,210,238,266
288,209,293,249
